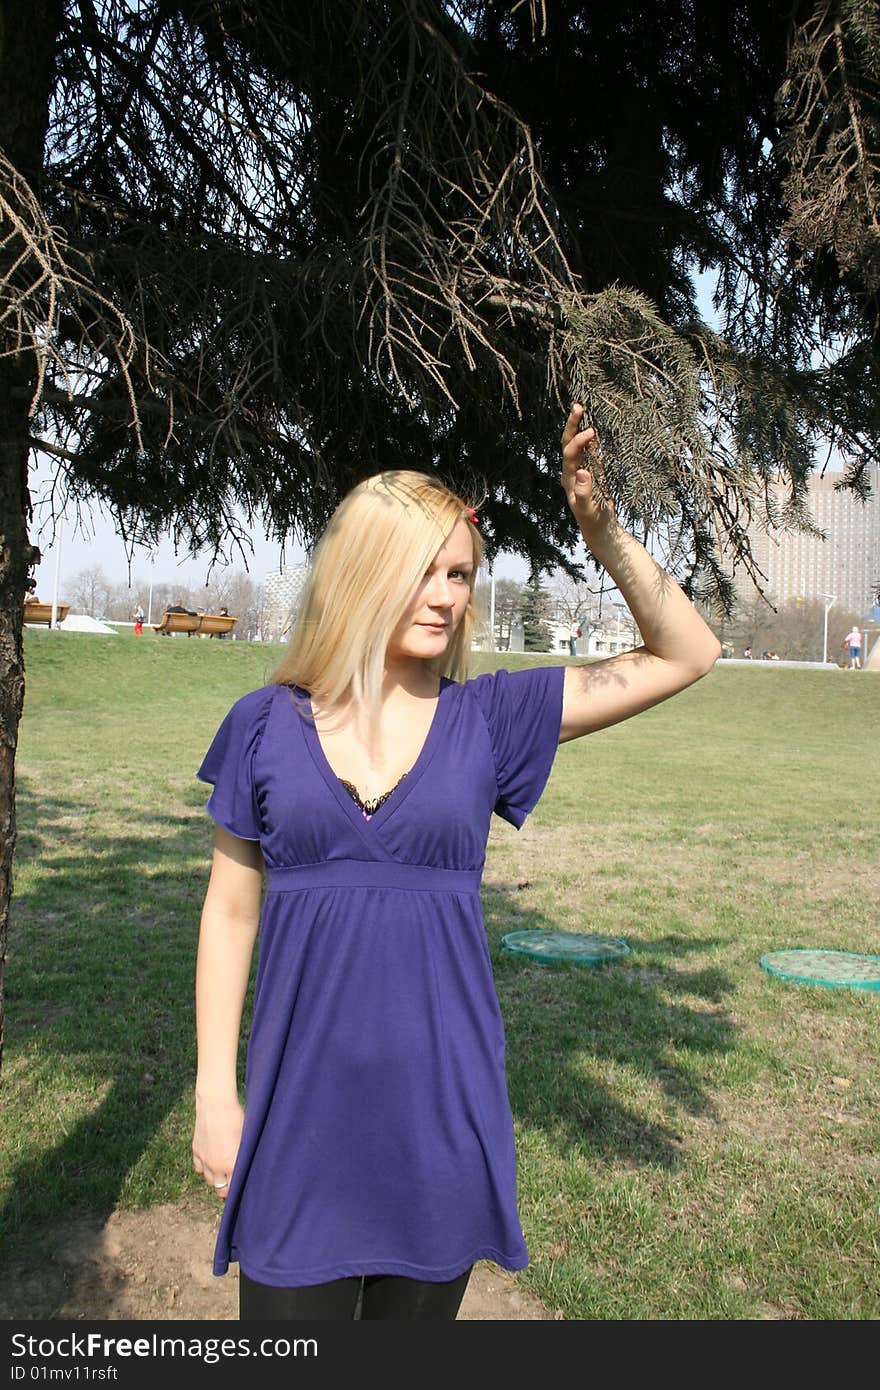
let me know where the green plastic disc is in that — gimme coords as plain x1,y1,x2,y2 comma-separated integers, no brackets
501,929,630,966
760,949,880,991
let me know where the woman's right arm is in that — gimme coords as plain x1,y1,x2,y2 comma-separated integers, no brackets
192,825,264,1196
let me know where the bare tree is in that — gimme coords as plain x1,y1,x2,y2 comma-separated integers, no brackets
68,565,113,620
103,581,144,622
706,591,866,661
548,565,602,625
204,571,263,641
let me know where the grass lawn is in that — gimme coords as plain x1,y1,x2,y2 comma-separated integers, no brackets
3,628,878,1319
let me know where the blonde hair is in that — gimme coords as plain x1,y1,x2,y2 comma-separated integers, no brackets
271,471,482,733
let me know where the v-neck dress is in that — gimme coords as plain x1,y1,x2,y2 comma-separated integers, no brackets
196,664,565,1287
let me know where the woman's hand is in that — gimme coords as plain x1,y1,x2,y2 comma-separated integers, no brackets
561,402,616,538
192,1096,244,1199
557,401,721,741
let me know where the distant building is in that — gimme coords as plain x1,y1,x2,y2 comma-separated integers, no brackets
264,563,310,642
504,616,638,657
732,467,880,616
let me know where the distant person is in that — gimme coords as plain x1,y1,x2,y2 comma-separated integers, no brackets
568,618,581,657
133,603,145,636
844,625,862,669
211,606,231,640
743,646,752,660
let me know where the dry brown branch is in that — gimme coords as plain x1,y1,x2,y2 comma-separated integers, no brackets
778,0,880,303
0,149,145,432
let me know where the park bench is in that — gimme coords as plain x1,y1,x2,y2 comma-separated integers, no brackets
23,600,70,625
198,613,237,637
153,610,237,637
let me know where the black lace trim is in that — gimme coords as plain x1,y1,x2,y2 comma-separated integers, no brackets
339,772,407,817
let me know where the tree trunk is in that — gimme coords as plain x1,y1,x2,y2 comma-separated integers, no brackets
0,0,64,1075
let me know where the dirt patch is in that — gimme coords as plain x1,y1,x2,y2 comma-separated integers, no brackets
0,1200,555,1321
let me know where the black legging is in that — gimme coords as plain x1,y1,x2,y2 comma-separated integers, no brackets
239,1267,472,1321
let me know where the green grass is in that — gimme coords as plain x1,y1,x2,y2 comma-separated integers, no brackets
3,628,879,1319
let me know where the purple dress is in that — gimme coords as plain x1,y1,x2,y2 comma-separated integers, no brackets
196,664,565,1287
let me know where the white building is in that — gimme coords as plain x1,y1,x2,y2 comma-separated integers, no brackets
733,467,880,616
264,563,310,642
497,615,638,657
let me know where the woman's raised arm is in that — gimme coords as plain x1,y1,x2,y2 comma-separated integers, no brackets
558,404,721,743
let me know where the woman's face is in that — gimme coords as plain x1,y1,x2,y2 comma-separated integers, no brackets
386,519,475,665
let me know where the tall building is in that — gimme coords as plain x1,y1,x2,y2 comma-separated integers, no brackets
734,467,880,616
264,563,310,642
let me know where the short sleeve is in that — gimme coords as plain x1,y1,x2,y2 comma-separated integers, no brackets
469,664,565,828
196,686,276,841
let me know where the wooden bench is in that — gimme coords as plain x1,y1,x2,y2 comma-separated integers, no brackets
23,601,70,625
153,610,237,637
153,610,200,635
198,613,237,638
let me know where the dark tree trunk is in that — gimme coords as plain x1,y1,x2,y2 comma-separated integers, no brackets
0,0,64,1074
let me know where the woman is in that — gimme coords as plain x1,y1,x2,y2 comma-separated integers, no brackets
844,625,862,669
192,404,720,1321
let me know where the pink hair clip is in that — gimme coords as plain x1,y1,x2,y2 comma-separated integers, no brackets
464,505,479,526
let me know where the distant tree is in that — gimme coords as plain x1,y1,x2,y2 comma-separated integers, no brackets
148,582,201,620
69,565,112,620
104,581,143,622
204,571,263,642
548,566,602,626
766,597,831,662
521,571,554,652
713,593,865,661
491,577,526,652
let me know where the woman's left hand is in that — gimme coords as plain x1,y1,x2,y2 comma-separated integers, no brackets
561,402,616,537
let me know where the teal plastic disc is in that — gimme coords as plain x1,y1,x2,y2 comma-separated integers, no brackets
760,949,880,991
501,929,630,966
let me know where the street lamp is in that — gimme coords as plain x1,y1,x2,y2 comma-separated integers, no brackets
147,546,159,626
49,516,64,629
488,565,496,652
613,601,632,652
821,593,836,664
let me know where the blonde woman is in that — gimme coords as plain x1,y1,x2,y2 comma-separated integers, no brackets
192,404,721,1320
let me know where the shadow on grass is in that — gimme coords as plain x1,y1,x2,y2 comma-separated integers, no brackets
4,777,739,1315
0,777,215,1309
484,891,739,1168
